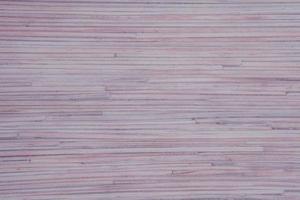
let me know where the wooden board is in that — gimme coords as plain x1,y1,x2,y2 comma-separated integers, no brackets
1,1,300,199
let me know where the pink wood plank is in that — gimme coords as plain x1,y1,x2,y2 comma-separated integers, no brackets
0,1,300,199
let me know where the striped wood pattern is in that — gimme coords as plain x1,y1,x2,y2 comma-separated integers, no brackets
1,1,300,199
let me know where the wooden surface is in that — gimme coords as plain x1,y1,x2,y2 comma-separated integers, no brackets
1,1,300,199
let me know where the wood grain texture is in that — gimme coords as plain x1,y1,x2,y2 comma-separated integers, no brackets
1,0,300,199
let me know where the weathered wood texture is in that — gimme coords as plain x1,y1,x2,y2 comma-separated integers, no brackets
1,1,300,199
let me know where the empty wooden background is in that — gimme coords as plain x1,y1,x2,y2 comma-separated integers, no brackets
1,0,300,199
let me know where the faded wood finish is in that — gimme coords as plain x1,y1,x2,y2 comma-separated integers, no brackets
1,1,300,199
